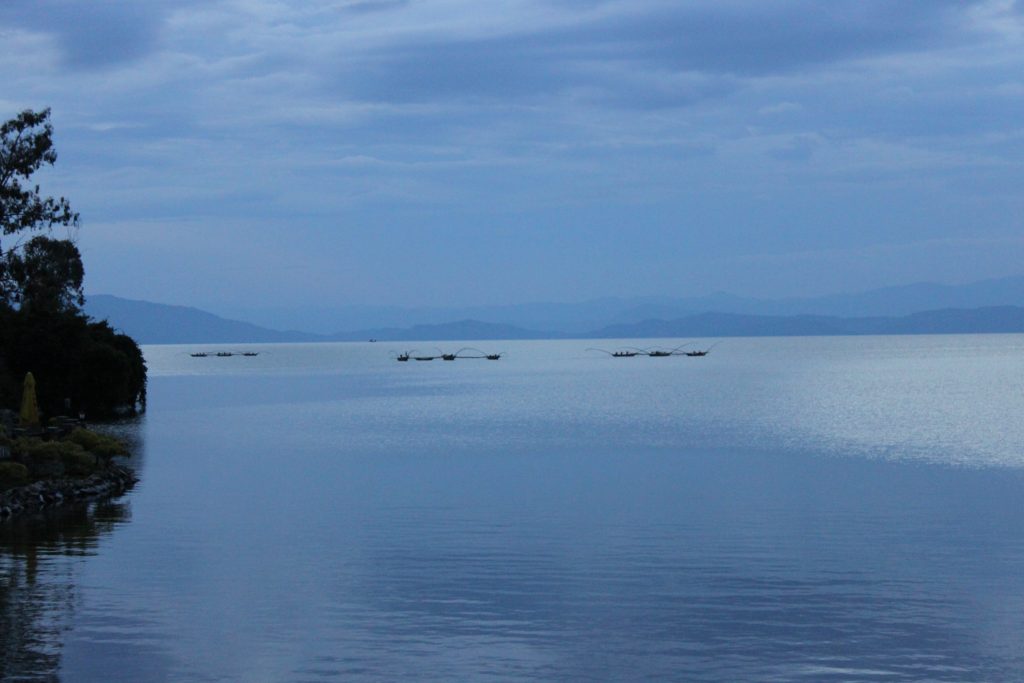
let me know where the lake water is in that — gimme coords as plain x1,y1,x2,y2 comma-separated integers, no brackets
3,335,1024,681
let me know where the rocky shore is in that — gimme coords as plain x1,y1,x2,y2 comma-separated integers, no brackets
0,464,137,520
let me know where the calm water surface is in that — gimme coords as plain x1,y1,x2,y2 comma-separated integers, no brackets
3,335,1024,681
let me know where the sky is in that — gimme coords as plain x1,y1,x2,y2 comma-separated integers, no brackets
1,0,1022,316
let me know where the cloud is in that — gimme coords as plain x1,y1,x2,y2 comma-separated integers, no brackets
759,101,803,115
2,0,1023,307
766,133,821,161
532,0,972,75
292,0,988,111
0,0,192,69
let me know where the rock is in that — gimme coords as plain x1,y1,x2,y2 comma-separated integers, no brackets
0,465,136,521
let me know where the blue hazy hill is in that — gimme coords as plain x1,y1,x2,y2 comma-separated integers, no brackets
85,295,325,344
590,306,1024,338
85,277,1024,344
85,296,543,344
214,275,1024,335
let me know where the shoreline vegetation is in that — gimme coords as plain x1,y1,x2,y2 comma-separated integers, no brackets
0,462,136,520
0,421,136,520
0,109,146,419
0,109,147,519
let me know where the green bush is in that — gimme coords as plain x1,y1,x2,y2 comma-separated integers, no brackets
0,461,29,489
61,449,97,476
67,428,127,458
8,431,122,480
14,437,52,461
15,437,86,462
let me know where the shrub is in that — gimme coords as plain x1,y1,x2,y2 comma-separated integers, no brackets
14,437,94,478
14,437,54,461
0,461,29,489
61,449,97,476
10,432,120,479
67,428,127,458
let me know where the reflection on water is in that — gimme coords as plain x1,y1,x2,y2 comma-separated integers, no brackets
3,336,1024,681
0,500,132,681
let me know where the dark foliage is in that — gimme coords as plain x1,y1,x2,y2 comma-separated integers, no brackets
0,108,78,237
5,235,85,313
0,461,29,489
0,307,146,419
1,109,81,311
0,108,146,420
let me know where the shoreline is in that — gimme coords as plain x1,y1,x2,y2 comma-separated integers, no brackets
0,464,137,520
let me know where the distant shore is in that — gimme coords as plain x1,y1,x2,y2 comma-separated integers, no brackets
86,293,1024,344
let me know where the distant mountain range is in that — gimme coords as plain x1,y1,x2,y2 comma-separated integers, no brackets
84,282,1024,345
214,274,1024,335
84,295,322,344
83,295,546,344
590,306,1024,339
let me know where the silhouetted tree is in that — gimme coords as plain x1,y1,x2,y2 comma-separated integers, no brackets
6,235,84,313
0,108,79,310
0,109,145,417
0,109,77,233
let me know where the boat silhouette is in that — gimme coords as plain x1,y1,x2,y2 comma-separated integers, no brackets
588,347,641,358
394,348,500,362
454,348,503,360
685,342,720,356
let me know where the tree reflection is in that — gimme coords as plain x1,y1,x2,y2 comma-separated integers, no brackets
0,496,132,680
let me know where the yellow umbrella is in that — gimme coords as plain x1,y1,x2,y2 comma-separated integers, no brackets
20,372,40,428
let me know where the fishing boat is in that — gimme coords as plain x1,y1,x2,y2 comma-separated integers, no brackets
685,342,719,357
588,347,641,358
190,352,208,358
453,347,502,360
242,352,259,357
216,352,234,357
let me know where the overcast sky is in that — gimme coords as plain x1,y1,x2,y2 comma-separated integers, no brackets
2,0,1022,313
